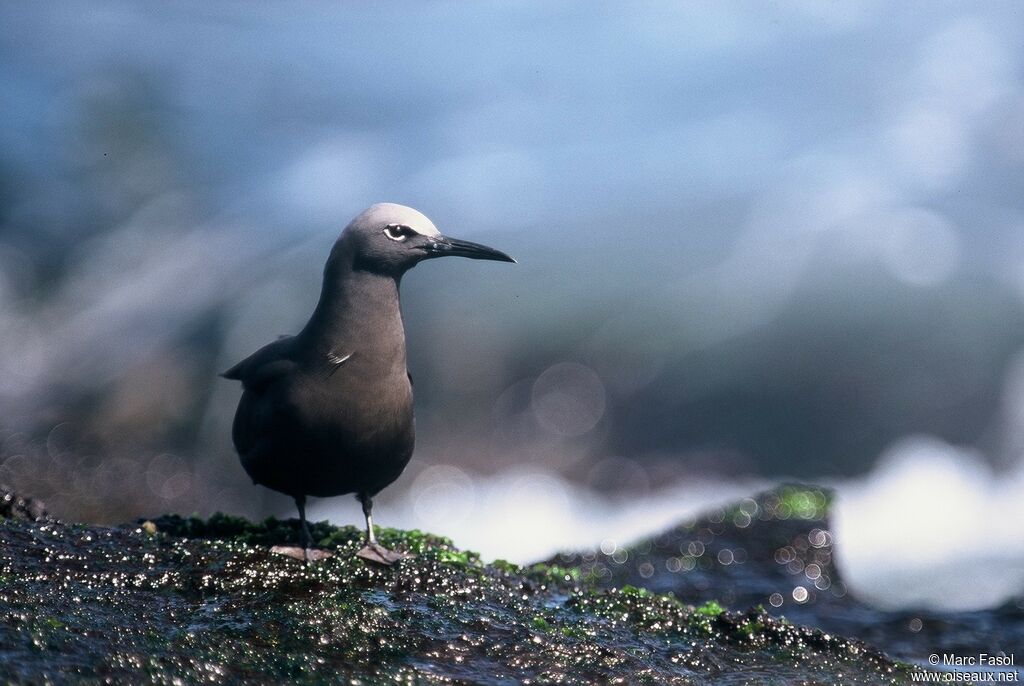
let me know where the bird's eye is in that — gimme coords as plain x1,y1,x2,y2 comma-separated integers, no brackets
384,224,412,242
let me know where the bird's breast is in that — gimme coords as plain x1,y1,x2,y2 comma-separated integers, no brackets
288,353,414,450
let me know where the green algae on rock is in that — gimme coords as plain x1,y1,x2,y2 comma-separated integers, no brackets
1,502,910,684
545,483,1024,670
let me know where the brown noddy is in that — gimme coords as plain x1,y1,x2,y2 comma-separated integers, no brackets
222,203,515,564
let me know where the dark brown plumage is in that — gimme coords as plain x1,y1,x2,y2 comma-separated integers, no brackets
222,203,514,563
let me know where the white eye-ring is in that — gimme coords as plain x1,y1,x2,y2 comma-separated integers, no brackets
384,224,412,242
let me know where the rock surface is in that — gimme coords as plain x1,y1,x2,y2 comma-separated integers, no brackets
0,484,48,522
0,490,914,685
546,484,1024,664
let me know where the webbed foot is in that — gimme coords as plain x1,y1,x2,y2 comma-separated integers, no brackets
270,545,334,562
356,542,407,566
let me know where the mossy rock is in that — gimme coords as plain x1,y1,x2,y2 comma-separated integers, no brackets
0,500,914,684
545,483,1024,669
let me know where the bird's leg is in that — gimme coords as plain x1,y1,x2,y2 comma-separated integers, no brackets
269,494,332,562
296,495,311,562
355,492,406,566
362,493,378,545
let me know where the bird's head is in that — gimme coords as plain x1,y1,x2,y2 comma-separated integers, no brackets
339,203,515,275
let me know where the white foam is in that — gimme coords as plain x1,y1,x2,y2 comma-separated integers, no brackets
832,435,1024,611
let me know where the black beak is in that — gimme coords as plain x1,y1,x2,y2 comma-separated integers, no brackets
424,235,516,263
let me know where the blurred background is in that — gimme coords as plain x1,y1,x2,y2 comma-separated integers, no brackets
1,2,1022,611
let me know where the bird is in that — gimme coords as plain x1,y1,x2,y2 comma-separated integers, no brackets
222,203,515,564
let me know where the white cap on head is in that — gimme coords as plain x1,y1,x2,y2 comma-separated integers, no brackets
354,203,441,238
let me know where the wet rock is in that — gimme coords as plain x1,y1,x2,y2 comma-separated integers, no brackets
0,485,48,521
546,483,1024,667
0,494,913,684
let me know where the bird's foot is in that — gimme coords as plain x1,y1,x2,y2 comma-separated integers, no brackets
356,541,407,566
270,545,334,562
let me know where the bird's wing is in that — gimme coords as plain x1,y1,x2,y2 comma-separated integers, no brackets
221,337,298,392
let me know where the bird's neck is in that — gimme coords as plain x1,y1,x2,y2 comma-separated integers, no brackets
300,254,407,362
